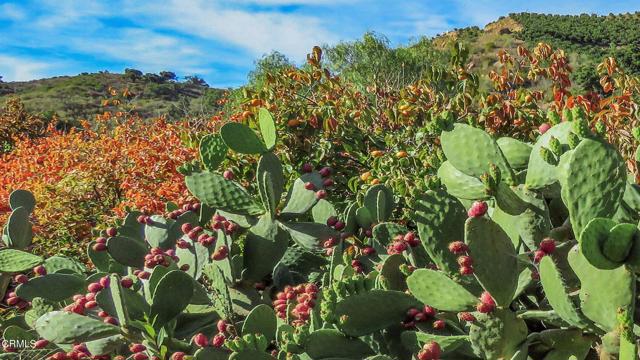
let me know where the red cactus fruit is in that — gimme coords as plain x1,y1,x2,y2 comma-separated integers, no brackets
467,201,488,217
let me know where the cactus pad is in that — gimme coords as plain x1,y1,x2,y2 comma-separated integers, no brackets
496,137,532,170
334,290,420,336
413,190,466,274
220,122,267,154
242,304,277,341
468,309,528,360
437,161,489,200
560,138,625,237
568,245,635,331
200,134,228,171
0,249,42,272
526,122,573,191
35,311,120,343
107,236,148,268
9,189,35,213
186,171,264,215
16,273,85,301
304,329,374,359
406,269,477,311
150,270,194,329
6,206,33,248
441,123,515,183
465,217,518,306
258,108,277,150
538,256,590,328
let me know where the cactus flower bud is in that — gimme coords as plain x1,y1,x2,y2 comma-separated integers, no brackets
211,334,225,348
223,170,234,180
539,238,556,254
448,241,467,254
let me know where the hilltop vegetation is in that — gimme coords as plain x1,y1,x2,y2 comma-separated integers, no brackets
0,70,226,125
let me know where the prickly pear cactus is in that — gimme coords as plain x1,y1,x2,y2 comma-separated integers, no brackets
2,116,639,360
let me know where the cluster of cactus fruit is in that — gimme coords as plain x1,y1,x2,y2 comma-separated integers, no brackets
1,107,640,359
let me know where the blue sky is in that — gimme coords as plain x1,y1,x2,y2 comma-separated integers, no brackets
0,0,638,87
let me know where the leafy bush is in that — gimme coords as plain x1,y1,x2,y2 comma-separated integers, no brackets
1,108,639,359
0,117,197,257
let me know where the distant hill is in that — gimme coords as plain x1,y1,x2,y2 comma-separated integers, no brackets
432,12,640,91
0,70,226,124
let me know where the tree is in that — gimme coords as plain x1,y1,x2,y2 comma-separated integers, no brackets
184,75,208,87
124,68,143,82
160,71,177,82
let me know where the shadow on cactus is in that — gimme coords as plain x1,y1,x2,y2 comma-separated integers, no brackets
1,108,639,360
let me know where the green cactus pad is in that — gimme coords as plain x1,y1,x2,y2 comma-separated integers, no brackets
334,290,419,336
413,190,466,274
243,216,289,281
379,254,407,291
257,153,285,217
24,297,55,327
35,311,120,343
406,269,477,311
537,329,595,360
437,161,489,200
44,255,85,274
560,138,626,237
579,218,620,269
177,236,212,280
497,137,532,170
193,348,231,360
96,283,148,322
468,309,528,360
0,249,42,272
281,172,324,216
363,184,394,222
220,122,267,154
200,134,228,171
312,199,337,224
603,223,638,262
144,214,189,249
85,335,126,358
9,190,35,213
6,206,33,248
116,211,146,242
150,270,194,329
186,171,264,216
87,241,126,274
401,331,469,354
242,304,277,341
538,256,590,328
525,122,573,191
568,245,635,331
107,236,148,268
16,273,85,301
258,108,277,150
441,123,515,183
280,222,338,250
465,217,518,306
305,329,374,359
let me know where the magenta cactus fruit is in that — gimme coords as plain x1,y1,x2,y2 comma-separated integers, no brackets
538,122,551,134
539,238,556,254
223,170,234,180
467,201,488,217
448,241,468,254
193,333,209,347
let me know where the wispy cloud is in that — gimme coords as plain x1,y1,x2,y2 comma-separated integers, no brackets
0,55,52,81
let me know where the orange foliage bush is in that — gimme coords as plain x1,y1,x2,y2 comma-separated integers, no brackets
0,118,196,255
0,97,49,150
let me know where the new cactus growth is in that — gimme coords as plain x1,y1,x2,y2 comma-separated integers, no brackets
2,110,639,359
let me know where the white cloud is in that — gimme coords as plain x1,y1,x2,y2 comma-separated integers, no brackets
0,3,27,21
0,55,51,81
124,0,338,60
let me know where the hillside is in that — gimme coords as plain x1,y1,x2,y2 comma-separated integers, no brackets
0,70,226,124
433,12,640,91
